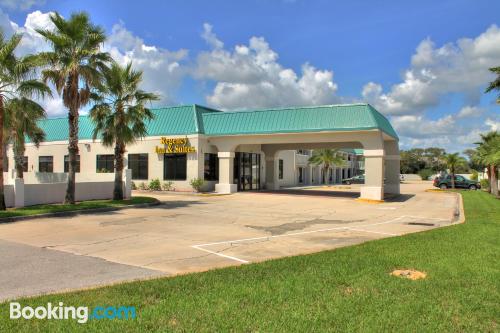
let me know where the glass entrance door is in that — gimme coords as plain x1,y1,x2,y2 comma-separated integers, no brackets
234,152,261,191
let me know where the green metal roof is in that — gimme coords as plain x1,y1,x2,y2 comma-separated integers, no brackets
33,103,398,142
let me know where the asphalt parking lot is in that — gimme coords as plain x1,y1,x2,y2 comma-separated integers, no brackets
0,182,460,300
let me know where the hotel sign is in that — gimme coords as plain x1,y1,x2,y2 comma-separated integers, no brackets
155,137,196,154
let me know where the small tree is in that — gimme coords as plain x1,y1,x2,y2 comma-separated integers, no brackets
5,98,46,178
443,153,467,189
0,31,51,209
475,131,500,196
308,149,346,184
90,62,159,200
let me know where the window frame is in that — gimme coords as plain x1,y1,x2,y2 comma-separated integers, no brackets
279,159,284,180
163,153,187,181
128,153,149,180
64,155,80,173
38,156,54,173
96,154,114,173
204,153,219,181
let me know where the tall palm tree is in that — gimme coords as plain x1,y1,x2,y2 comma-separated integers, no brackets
475,131,500,196
37,12,111,204
485,66,500,104
0,31,51,210
308,149,346,184
4,98,46,178
443,153,467,189
90,62,159,200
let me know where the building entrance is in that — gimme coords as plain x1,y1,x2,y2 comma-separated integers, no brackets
234,152,261,191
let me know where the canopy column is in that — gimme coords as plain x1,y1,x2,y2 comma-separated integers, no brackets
215,152,237,193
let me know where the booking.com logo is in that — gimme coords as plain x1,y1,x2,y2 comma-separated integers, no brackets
10,302,136,324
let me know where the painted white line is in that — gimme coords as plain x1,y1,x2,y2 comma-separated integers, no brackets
191,215,451,263
191,245,249,264
345,228,398,236
193,216,406,248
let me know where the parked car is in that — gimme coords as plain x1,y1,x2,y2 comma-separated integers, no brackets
433,175,481,190
342,174,365,185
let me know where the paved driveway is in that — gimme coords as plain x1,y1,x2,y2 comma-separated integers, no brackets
0,182,460,300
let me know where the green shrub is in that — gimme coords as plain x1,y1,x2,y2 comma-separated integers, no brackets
162,181,174,191
149,178,162,191
418,168,434,181
138,182,148,190
480,179,490,191
470,170,478,181
189,178,205,192
131,181,137,190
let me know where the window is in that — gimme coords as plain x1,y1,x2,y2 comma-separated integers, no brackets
39,156,53,172
128,154,148,180
64,155,80,173
204,153,218,181
298,167,304,183
22,156,28,172
279,159,284,180
96,154,114,173
163,154,187,180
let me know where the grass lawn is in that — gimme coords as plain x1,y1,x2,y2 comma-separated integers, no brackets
0,196,158,219
0,191,498,332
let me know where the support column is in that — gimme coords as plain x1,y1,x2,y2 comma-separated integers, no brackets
265,154,280,190
215,152,237,193
384,140,400,195
361,149,385,201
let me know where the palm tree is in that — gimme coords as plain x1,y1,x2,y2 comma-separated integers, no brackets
475,131,500,196
90,62,159,200
37,12,111,204
485,66,500,104
4,98,46,178
308,149,346,184
0,31,51,210
443,153,467,189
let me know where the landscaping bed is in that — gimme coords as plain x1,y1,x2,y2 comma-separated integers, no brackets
0,196,158,219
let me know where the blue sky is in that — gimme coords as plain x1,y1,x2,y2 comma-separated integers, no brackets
0,0,499,152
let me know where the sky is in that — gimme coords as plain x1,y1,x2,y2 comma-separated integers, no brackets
0,0,499,153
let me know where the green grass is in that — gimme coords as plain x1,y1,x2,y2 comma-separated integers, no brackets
1,191,499,332
0,196,158,218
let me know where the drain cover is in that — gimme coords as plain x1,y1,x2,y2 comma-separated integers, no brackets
407,222,435,226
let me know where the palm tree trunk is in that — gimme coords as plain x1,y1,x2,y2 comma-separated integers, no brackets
0,95,5,210
490,164,498,196
64,74,79,204
113,141,125,200
14,141,25,179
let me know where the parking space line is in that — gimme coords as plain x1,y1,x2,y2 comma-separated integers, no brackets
191,245,249,264
190,216,409,263
345,228,398,236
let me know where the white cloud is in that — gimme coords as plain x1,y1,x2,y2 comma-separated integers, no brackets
363,25,500,115
457,105,483,118
195,23,339,110
0,0,45,11
105,22,188,104
485,118,500,131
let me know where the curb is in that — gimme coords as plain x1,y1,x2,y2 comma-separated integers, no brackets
355,198,384,204
0,200,161,224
